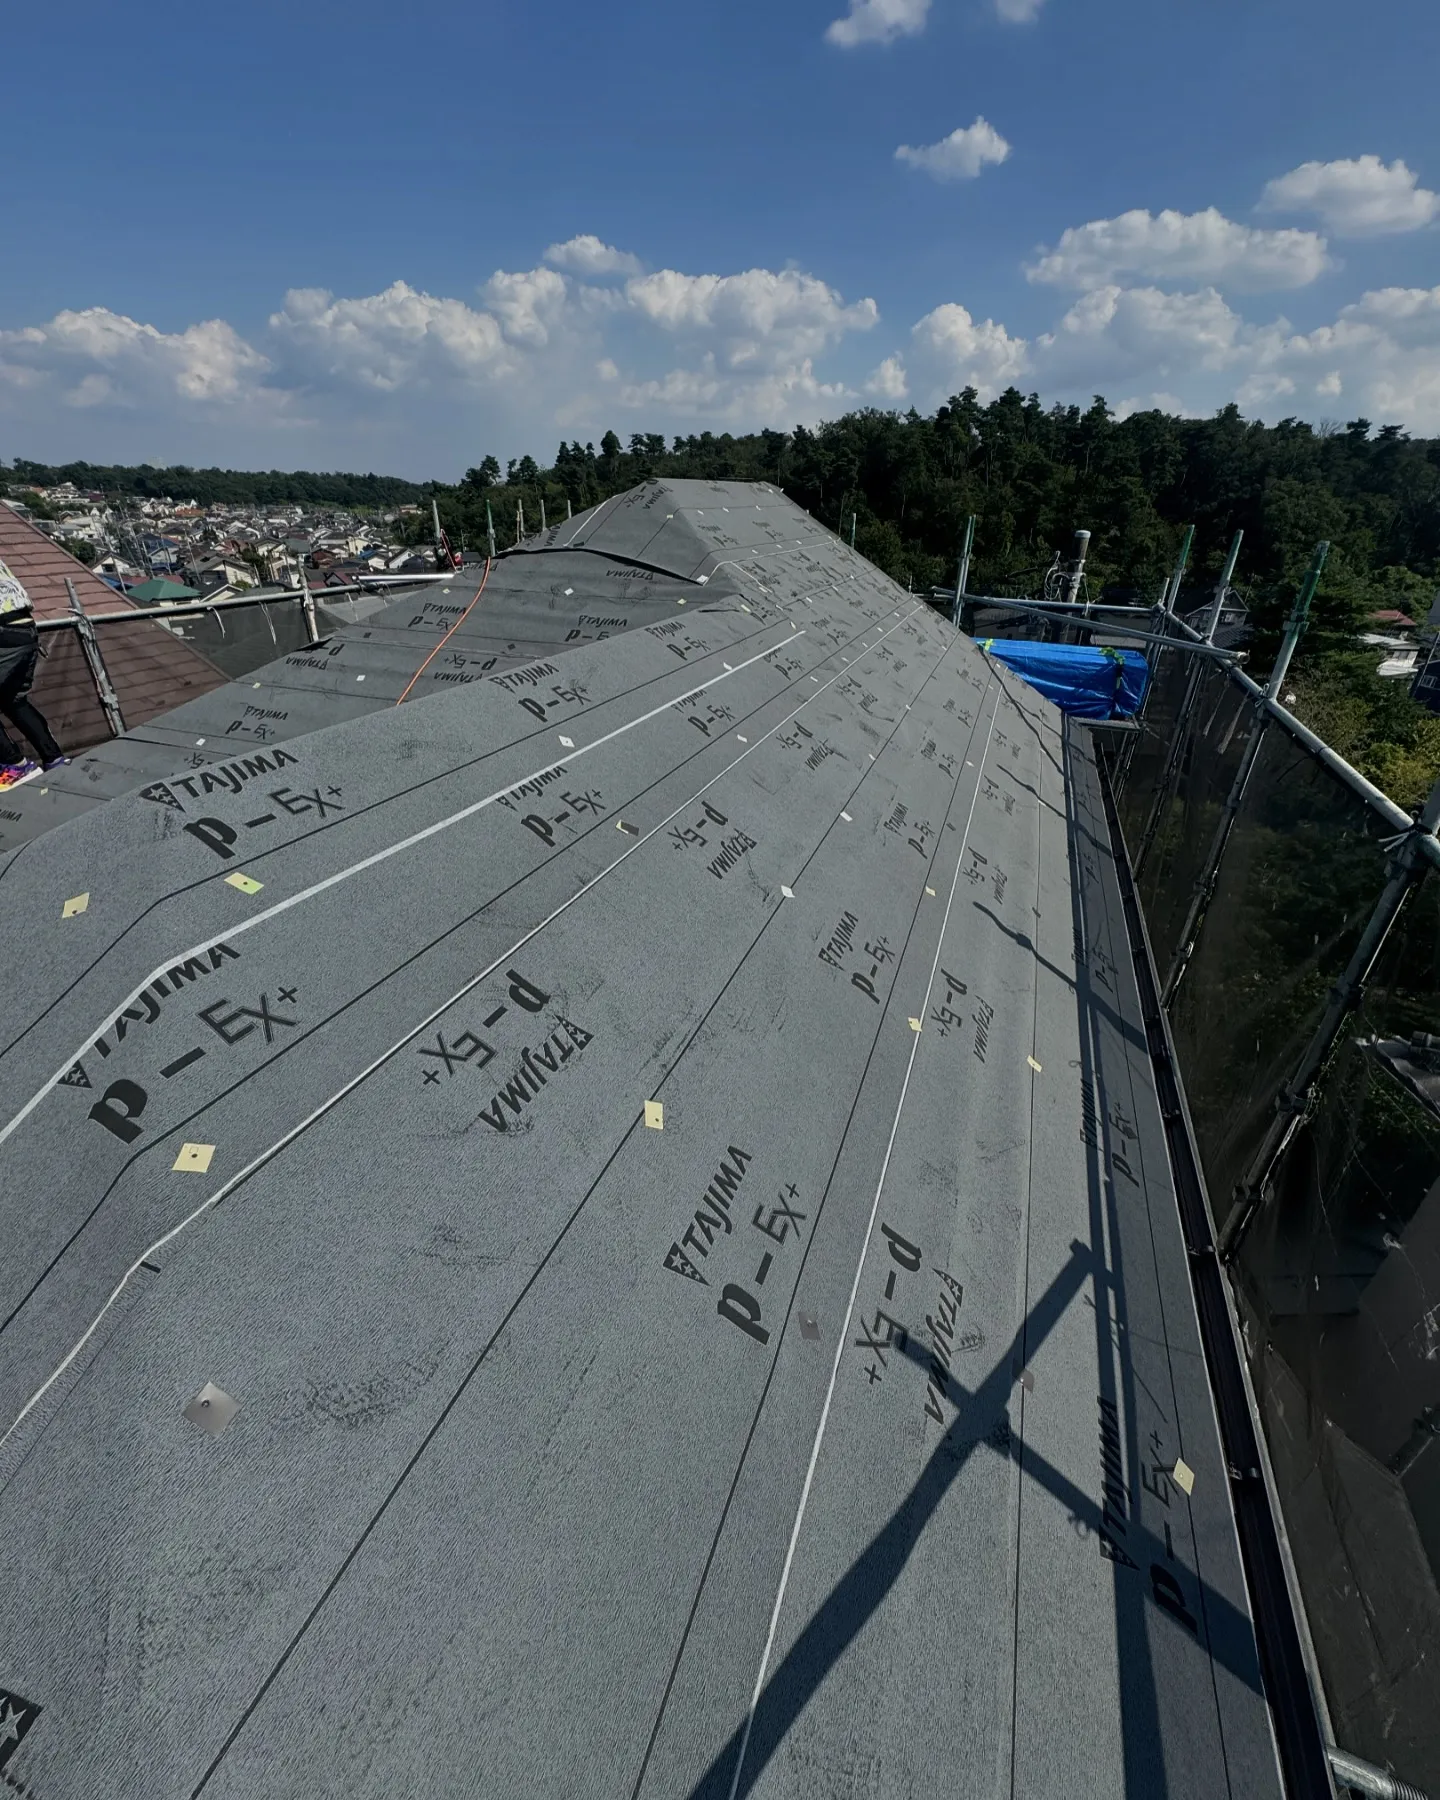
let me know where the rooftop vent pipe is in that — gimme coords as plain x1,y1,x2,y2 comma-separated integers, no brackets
1062,529,1091,607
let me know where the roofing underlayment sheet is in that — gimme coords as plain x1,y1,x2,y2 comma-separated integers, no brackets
0,484,1278,1798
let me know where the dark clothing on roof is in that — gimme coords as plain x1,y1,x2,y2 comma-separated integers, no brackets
0,619,63,765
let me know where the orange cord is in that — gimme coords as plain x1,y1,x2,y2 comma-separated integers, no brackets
394,558,491,706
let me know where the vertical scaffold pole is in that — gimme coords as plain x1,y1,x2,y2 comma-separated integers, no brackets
1205,530,1244,643
1161,523,1195,618
1160,541,1329,1005
1220,765,1440,1259
954,514,976,623
296,558,319,645
1134,532,1248,876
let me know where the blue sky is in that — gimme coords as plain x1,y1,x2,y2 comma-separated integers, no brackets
3,0,1439,479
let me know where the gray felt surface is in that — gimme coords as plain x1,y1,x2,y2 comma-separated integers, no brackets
0,482,1280,1798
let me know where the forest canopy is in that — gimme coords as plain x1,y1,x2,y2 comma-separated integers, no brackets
0,459,426,510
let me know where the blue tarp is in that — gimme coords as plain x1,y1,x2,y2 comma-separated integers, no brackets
978,638,1150,718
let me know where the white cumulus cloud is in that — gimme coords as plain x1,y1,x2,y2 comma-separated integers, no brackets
259,258,880,441
543,235,643,277
1259,156,1439,237
623,267,878,369
1017,277,1440,433
909,302,1029,399
1036,285,1260,382
825,0,929,48
1027,207,1330,292
1270,285,1440,426
895,118,1011,182
0,307,272,410
269,281,511,390
865,355,909,399
481,267,569,348
618,356,852,426
1339,283,1440,342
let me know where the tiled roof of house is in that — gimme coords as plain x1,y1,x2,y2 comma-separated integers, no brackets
0,504,226,743
0,506,126,621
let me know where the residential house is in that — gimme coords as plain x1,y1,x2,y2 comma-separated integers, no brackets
1363,608,1418,680
191,555,256,599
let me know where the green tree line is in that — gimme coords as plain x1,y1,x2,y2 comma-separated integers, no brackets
407,393,1435,644
0,459,426,509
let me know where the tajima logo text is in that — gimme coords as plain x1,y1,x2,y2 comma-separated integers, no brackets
140,750,301,812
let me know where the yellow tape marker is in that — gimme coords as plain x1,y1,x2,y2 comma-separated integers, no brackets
925,886,936,897
644,1100,664,1130
62,892,90,919
1173,1458,1195,1496
1027,1056,1043,1073
225,873,264,895
909,1018,922,1033
173,1142,215,1173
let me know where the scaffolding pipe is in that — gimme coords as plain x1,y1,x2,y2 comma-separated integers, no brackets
486,501,497,560
1328,1745,1431,1800
1263,539,1329,701
1204,530,1244,643
429,497,457,574
961,596,1240,662
1133,650,1208,879
953,514,976,621
1219,766,1440,1260
1160,542,1329,1004
1135,533,1248,875
64,577,125,736
999,579,1419,858
1130,540,1195,793
1160,607,1419,841
297,559,319,645
1161,524,1195,617
1063,528,1091,610
34,575,456,631
961,598,1158,617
